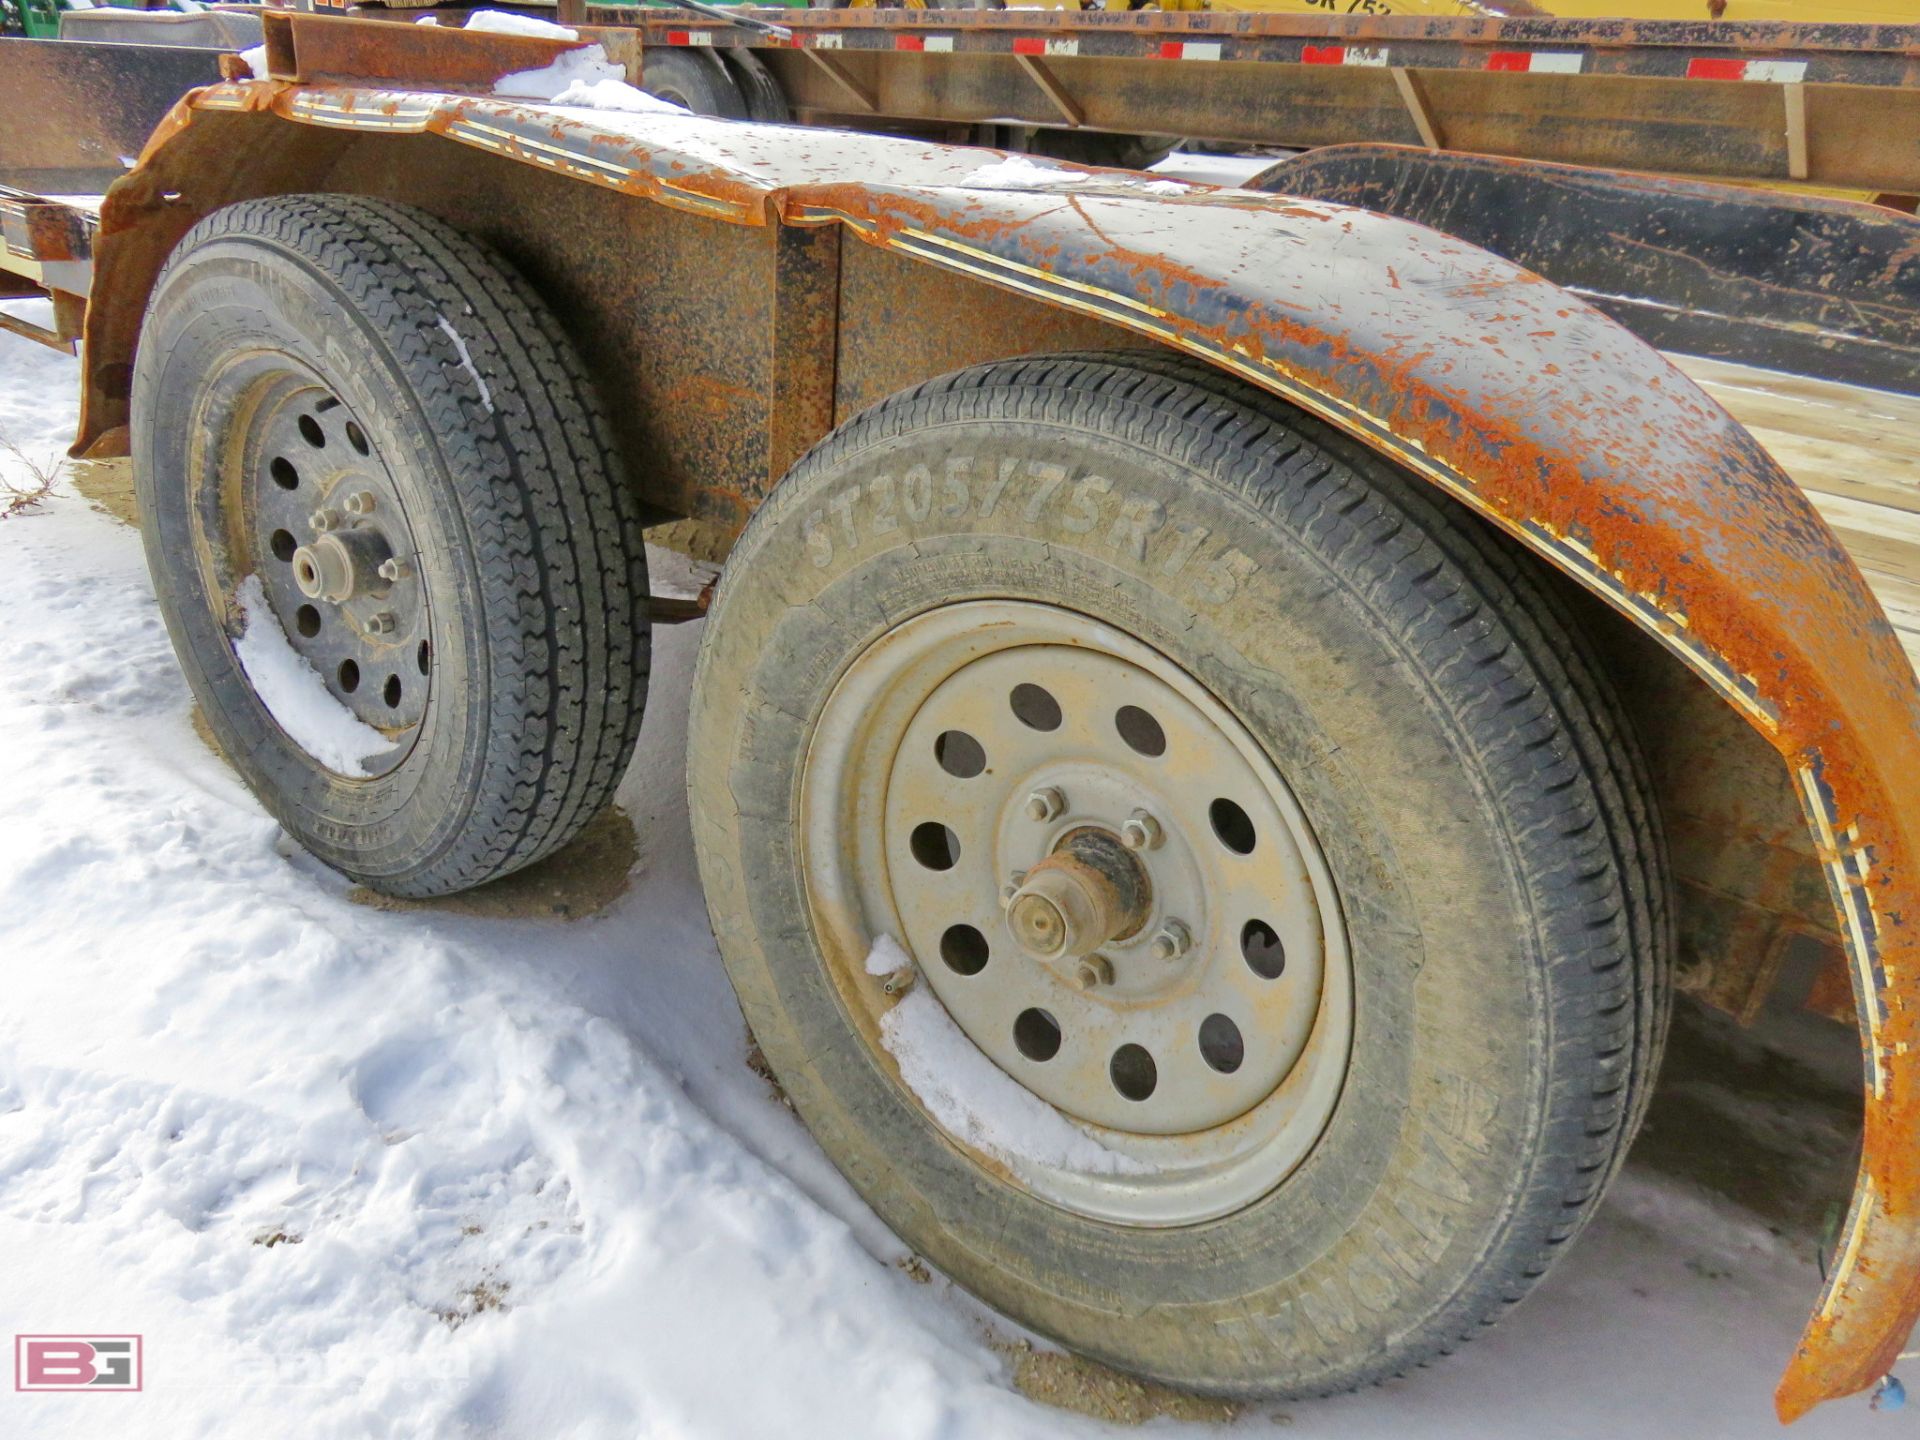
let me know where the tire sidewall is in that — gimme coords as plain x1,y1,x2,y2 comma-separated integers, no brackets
691,402,1553,1392
641,48,747,119
133,232,498,880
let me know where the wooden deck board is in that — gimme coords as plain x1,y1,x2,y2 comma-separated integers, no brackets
1669,354,1920,675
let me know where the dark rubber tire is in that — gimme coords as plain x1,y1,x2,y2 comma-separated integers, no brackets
1028,128,1178,172
721,47,791,125
689,351,1672,1397
133,194,649,898
640,47,748,119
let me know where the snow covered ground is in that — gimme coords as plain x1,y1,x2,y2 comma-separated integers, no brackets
0,311,1909,1439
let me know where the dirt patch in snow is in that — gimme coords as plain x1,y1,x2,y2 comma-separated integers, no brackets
437,1279,513,1330
994,1339,1239,1427
190,703,224,760
70,456,138,527
349,804,638,921
743,1041,794,1111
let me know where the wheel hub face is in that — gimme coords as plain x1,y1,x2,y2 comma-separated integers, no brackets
887,641,1328,1136
228,369,431,769
802,602,1354,1225
1004,829,1152,965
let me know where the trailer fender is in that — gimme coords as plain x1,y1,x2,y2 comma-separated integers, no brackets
84,67,1920,1418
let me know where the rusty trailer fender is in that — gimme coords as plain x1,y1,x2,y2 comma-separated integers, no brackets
76,19,1920,1419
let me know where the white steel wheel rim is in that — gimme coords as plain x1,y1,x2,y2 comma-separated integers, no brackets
801,601,1353,1227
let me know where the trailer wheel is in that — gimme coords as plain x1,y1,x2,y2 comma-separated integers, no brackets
132,194,649,898
641,47,749,118
1028,128,1177,172
721,47,791,125
689,351,1670,1395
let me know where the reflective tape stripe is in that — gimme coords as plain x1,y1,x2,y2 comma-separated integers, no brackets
1302,44,1388,67
1486,50,1584,73
1686,56,1807,82
1157,41,1222,61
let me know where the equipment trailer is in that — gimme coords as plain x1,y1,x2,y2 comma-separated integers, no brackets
604,4,1920,192
2,4,1918,1422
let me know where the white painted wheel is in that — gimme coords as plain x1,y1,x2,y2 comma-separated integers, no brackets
802,601,1353,1225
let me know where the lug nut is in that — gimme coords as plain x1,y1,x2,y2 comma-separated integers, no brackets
1150,919,1192,962
1075,955,1115,990
1000,871,1027,908
308,507,342,533
343,490,377,516
1120,809,1164,851
377,557,410,583
366,610,398,635
1025,786,1066,823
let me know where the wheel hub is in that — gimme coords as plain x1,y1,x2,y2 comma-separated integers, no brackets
802,601,1354,1225
291,526,393,605
230,371,432,763
1004,827,1151,969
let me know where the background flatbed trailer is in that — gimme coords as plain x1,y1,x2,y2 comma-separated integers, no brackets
587,8,1920,192
14,8,1920,192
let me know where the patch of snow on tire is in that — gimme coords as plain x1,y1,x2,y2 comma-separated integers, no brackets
232,575,392,777
867,936,1147,1177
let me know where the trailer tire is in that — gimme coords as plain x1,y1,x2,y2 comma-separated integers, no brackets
1028,128,1177,172
721,47,791,125
132,194,650,898
641,47,749,119
689,351,1671,1396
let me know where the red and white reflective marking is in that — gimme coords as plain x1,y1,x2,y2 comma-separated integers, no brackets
1300,45,1390,67
652,27,1820,87
1684,57,1808,82
1484,50,1584,74
1157,40,1223,62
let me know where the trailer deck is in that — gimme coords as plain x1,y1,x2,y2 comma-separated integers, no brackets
1672,357,1920,674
